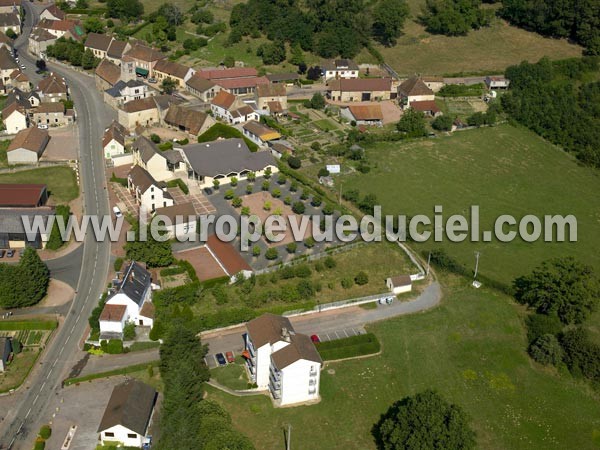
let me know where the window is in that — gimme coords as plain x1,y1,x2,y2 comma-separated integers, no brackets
104,432,115,438
151,195,154,200
127,433,137,439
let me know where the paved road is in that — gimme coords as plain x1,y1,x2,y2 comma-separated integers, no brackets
0,3,114,448
46,244,84,288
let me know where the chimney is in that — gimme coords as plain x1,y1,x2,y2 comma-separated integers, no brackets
281,327,291,342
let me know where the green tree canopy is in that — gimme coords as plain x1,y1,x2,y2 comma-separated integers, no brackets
397,108,427,137
373,390,476,450
513,257,599,324
372,0,410,46
106,0,144,19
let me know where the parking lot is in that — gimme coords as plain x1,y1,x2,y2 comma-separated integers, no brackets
315,326,366,342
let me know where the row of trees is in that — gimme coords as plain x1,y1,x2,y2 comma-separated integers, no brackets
155,322,254,449
46,38,100,69
229,0,410,59
0,248,50,308
502,57,600,167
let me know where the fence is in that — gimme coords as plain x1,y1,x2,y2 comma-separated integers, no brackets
283,291,392,317
253,240,368,276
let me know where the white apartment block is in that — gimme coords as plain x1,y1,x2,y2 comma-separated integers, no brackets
245,314,322,406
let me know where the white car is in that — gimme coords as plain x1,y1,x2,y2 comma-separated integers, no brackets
37,123,48,129
112,206,123,218
19,65,25,70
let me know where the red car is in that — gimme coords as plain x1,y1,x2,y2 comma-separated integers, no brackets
310,334,320,343
225,351,235,363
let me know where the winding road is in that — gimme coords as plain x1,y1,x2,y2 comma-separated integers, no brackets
0,3,114,448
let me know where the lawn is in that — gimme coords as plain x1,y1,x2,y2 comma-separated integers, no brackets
373,10,582,76
341,124,600,286
0,166,78,204
313,119,339,132
0,139,9,167
0,349,40,393
194,241,416,316
211,361,249,390
206,276,600,449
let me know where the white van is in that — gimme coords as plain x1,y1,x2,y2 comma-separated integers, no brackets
112,206,123,218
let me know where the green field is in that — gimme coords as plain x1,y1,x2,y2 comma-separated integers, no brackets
341,124,600,285
0,167,78,204
211,361,249,390
207,276,600,449
371,1,583,76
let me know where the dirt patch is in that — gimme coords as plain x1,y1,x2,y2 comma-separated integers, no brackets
39,279,74,307
42,125,78,160
160,272,189,288
242,191,312,246
174,246,227,281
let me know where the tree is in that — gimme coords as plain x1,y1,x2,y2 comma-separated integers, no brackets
373,390,476,450
223,55,235,68
420,0,492,36
84,17,104,34
75,0,88,8
289,42,305,65
124,224,174,268
106,0,143,19
46,205,70,250
158,3,184,26
306,66,322,81
529,334,563,366
161,77,177,95
513,257,599,324
36,59,47,71
257,41,286,65
123,321,136,340
5,28,16,39
432,114,454,131
252,245,261,257
372,0,410,46
310,92,326,110
359,193,378,214
397,108,427,137
18,248,50,307
81,49,98,70
287,156,301,169
149,320,165,341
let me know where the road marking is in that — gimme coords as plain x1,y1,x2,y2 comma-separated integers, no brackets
25,408,31,419
41,381,46,390
343,329,349,338
33,394,39,405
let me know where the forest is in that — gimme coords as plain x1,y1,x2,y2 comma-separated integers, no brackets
502,56,600,167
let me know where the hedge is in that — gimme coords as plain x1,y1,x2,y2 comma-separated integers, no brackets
166,178,189,194
0,320,57,331
315,333,380,361
197,123,259,152
63,360,160,386
160,266,187,277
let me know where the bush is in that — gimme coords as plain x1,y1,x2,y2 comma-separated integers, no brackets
149,320,164,341
160,266,186,276
341,277,354,289
355,271,369,285
529,334,563,366
525,313,563,343
311,196,322,207
232,197,242,208
295,264,311,278
252,245,261,257
272,188,281,198
432,115,454,131
224,189,235,200
246,184,253,194
286,242,297,254
292,201,305,214
262,180,270,191
102,339,124,354
38,425,51,440
265,248,278,260
33,438,45,450
123,321,136,340
315,333,380,360
230,176,238,186
318,167,330,178
114,257,124,272
288,156,301,169
150,133,161,143
304,237,315,248
166,178,189,194
324,256,336,269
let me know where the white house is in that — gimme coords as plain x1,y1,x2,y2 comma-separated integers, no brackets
97,380,156,448
154,202,197,240
242,120,281,147
485,75,510,90
210,90,259,124
131,136,185,182
322,59,359,81
100,261,157,340
104,79,152,109
386,274,412,295
245,314,322,406
102,121,127,159
2,102,27,133
127,165,174,212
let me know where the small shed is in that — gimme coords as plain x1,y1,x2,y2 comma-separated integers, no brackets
386,275,412,295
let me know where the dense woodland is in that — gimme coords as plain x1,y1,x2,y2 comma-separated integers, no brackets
502,57,600,167
229,0,410,58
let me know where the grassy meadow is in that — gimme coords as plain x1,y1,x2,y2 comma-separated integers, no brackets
207,275,600,449
0,166,79,204
340,124,600,286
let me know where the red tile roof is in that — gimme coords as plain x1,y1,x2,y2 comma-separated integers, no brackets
328,78,392,92
198,67,258,80
99,304,127,322
206,234,251,276
409,100,441,114
211,90,235,109
215,76,269,90
347,104,383,121
0,184,47,207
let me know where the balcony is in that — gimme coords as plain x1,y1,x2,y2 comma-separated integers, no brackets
308,387,317,395
309,369,318,377
269,384,281,399
269,372,281,388
309,378,317,386
269,366,281,381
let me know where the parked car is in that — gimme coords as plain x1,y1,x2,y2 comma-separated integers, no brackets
0,249,5,258
148,78,157,83
19,65,25,70
215,353,227,366
37,123,48,130
225,351,235,363
310,334,320,343
6,249,14,257
203,187,213,195
112,206,123,218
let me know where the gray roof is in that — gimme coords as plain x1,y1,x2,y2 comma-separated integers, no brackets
105,79,146,98
97,380,156,435
322,59,359,72
0,45,17,71
114,261,152,307
0,208,54,235
132,136,163,164
183,139,276,177
0,336,11,361
161,149,183,165
0,12,19,28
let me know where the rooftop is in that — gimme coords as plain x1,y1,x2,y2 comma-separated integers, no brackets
398,77,434,97
206,234,251,277
113,261,152,307
271,332,323,369
0,184,47,208
256,83,286,98
95,58,121,86
99,304,127,322
246,313,293,348
8,127,49,154
328,78,392,92
97,380,156,435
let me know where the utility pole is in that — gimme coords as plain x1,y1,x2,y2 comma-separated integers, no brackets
426,252,431,276
474,251,480,279
286,424,292,450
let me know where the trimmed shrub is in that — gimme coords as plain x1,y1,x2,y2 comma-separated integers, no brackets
265,248,278,260
38,425,51,440
114,257,124,272
529,334,563,366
